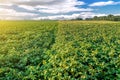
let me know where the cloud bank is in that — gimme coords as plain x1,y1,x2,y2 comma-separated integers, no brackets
89,1,120,7
33,12,106,20
0,0,93,20
0,0,119,20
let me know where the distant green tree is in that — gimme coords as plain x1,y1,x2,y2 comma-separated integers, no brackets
90,14,120,21
85,18,93,20
76,17,83,20
93,16,98,20
107,14,114,21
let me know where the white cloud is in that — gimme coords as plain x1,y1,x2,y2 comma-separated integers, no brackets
0,0,94,20
113,14,120,16
0,8,37,17
18,5,36,11
89,1,120,7
16,0,90,14
38,7,93,14
2,0,119,20
33,12,106,20
0,8,38,20
0,0,92,14
15,0,85,6
0,3,13,6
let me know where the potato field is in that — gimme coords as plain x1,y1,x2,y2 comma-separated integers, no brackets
0,21,120,80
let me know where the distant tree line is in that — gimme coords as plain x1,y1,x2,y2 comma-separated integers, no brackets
71,14,120,21
85,14,120,21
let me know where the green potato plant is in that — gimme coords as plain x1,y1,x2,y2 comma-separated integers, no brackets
0,21,120,80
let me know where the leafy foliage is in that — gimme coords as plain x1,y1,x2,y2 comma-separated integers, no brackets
86,14,120,21
0,21,120,79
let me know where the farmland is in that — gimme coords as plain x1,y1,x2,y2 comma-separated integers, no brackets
0,21,120,79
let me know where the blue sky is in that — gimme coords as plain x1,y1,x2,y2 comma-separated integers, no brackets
0,0,120,20
81,0,120,14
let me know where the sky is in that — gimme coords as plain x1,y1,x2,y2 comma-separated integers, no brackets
0,0,120,20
